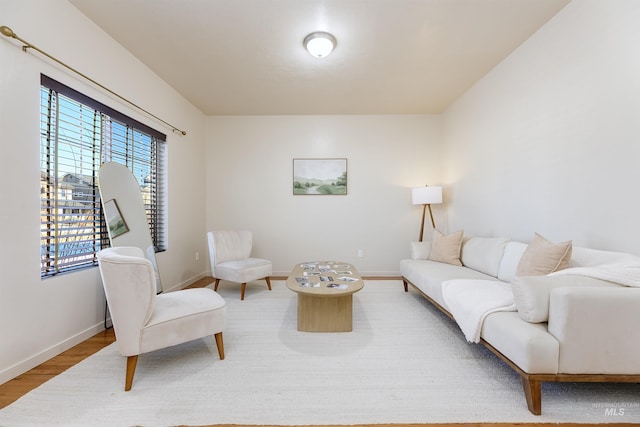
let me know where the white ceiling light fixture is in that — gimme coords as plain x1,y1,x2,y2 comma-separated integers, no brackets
303,32,336,58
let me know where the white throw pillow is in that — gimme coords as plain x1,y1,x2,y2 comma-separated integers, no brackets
511,274,619,323
410,241,431,260
497,241,528,283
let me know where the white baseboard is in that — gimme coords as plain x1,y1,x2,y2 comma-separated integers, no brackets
0,322,107,386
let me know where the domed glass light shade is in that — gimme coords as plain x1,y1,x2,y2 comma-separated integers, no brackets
303,32,336,58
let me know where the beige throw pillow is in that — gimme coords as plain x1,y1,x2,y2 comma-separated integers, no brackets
515,233,572,276
428,229,464,266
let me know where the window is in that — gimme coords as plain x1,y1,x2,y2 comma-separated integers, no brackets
40,75,167,277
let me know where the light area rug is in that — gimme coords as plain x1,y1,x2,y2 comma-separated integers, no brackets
1,280,639,426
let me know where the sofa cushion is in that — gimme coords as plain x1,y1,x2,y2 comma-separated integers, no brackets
515,233,572,276
461,237,509,277
429,229,463,266
511,274,619,323
442,279,515,343
497,241,527,283
400,259,498,310
481,311,559,374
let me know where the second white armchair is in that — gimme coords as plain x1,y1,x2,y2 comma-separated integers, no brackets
207,230,272,300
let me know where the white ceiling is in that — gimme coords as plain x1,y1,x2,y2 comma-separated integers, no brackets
69,0,570,116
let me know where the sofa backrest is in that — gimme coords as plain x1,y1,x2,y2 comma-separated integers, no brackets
497,241,528,282
461,237,510,277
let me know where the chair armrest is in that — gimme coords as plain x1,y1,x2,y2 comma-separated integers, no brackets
548,287,640,374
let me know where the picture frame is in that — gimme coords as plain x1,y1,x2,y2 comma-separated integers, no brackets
103,198,129,238
293,158,347,195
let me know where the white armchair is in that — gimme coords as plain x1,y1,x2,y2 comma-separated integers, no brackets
207,230,272,300
97,246,226,391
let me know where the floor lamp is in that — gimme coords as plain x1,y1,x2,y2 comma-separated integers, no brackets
412,186,443,242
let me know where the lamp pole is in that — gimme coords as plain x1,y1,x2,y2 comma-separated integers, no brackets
419,205,426,242
419,203,436,242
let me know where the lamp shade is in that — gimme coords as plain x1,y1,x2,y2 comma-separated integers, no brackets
412,186,442,205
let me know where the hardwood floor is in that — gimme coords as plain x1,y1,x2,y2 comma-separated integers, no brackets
0,327,116,410
0,277,632,426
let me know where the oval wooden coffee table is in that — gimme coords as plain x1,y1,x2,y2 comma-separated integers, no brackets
286,261,364,332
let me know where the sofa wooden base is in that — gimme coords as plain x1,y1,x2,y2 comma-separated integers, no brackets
402,277,640,415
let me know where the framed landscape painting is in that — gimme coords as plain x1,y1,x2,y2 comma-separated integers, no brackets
293,158,347,195
103,198,129,238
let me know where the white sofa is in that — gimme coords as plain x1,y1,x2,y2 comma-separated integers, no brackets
400,235,640,415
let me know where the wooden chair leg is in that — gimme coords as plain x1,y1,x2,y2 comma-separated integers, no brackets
521,375,542,415
125,355,138,391
214,278,220,291
241,283,246,300
214,332,225,360
265,276,272,290
403,279,408,292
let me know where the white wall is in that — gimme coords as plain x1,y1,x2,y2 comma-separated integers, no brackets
0,0,208,383
206,115,442,276
442,0,640,254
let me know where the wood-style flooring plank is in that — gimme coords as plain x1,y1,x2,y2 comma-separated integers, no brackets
0,328,116,409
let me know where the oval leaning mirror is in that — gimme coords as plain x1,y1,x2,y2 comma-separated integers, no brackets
98,161,163,293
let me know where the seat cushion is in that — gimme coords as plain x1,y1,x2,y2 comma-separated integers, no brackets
138,288,227,355
215,257,272,283
400,259,498,310
481,311,559,374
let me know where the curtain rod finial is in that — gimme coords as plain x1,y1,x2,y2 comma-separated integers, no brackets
1,26,16,38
